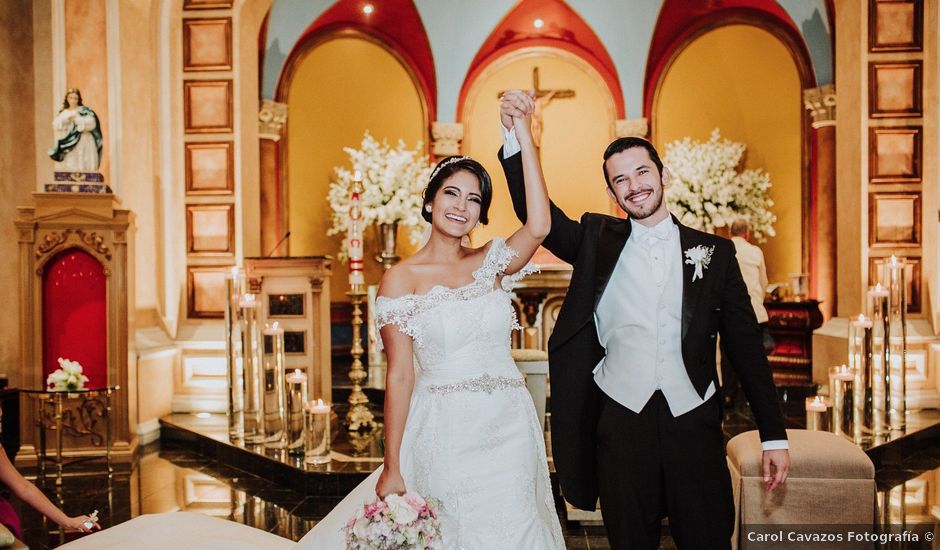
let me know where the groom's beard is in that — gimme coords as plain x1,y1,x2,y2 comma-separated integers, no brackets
619,186,664,220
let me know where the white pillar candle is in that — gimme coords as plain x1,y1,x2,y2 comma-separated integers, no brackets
305,399,332,465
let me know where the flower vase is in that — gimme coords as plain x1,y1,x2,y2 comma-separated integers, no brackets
374,222,400,271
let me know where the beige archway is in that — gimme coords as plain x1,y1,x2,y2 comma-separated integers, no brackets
653,24,804,285
461,47,617,255
284,35,428,301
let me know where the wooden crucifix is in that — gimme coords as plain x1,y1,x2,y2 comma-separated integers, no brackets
499,66,575,149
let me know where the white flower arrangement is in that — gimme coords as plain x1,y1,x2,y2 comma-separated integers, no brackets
46,357,90,391
327,132,432,260
663,129,776,242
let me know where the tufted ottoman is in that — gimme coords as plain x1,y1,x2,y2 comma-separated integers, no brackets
726,429,875,549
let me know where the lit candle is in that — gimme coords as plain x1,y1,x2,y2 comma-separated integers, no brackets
829,364,855,438
238,293,257,309
305,398,332,465
805,396,829,431
285,368,308,455
347,170,365,288
806,395,828,412
852,314,873,328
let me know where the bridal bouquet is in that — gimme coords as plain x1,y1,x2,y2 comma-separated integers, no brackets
46,357,90,391
663,129,776,242
327,131,432,260
344,493,441,549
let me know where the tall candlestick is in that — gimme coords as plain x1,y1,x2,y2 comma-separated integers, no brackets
262,322,287,448
225,267,246,441
850,313,874,442
868,283,891,435
285,368,308,455
885,256,907,431
829,365,855,439
345,289,376,431
348,170,365,289
239,293,265,443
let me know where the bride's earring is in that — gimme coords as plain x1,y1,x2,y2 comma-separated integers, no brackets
425,205,432,213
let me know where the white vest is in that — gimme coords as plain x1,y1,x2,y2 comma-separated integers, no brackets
592,217,716,417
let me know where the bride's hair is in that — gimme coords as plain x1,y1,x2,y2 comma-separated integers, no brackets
422,156,493,225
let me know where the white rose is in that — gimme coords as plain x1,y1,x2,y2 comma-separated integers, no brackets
352,516,370,539
385,494,419,525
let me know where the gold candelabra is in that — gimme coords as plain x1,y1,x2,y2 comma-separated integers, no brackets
345,286,376,431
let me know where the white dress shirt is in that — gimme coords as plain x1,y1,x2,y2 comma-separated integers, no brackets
500,126,787,450
731,236,769,324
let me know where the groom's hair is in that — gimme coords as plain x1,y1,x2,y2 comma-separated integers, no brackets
422,156,493,225
602,137,664,186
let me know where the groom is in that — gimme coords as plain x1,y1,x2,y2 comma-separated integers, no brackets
498,92,789,550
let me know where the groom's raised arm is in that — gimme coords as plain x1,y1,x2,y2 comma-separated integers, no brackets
498,145,584,265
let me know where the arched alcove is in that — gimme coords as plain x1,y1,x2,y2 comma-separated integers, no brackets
283,35,427,301
652,24,805,284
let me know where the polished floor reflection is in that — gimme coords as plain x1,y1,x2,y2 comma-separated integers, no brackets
11,407,940,549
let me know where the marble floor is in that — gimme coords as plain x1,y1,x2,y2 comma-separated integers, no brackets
12,442,630,549
10,397,940,549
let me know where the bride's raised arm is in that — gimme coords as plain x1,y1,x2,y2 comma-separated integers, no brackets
374,266,416,498
500,92,549,275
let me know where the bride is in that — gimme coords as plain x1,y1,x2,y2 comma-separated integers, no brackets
297,96,564,549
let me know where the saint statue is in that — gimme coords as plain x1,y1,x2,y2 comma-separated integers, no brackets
48,88,102,173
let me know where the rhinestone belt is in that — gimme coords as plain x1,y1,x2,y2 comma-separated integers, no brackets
427,373,525,395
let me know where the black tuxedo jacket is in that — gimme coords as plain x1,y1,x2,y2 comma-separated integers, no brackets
500,149,787,511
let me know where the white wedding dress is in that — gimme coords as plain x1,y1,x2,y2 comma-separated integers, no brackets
296,238,564,549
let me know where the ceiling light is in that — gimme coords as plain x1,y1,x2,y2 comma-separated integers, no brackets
363,4,374,15
533,18,544,29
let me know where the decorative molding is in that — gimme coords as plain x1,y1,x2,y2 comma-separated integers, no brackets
185,141,234,195
431,121,463,156
615,118,649,138
803,84,836,128
183,18,233,72
184,80,233,133
185,204,234,256
36,230,72,258
78,229,113,260
869,126,922,184
869,0,923,52
258,99,288,140
869,61,923,118
869,192,922,248
183,0,233,9
187,267,227,319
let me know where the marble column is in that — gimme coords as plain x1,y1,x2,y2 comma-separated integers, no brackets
431,121,464,158
804,85,837,319
616,117,649,139
258,99,288,256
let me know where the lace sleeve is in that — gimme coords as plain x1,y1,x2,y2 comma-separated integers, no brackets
474,237,540,290
373,295,421,340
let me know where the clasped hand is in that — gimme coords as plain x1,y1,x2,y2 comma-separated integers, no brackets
499,89,535,140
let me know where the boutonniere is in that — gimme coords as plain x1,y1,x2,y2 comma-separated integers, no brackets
684,245,715,282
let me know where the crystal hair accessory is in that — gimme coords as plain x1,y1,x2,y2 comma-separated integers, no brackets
429,156,471,181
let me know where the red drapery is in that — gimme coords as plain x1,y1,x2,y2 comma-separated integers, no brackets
41,249,107,386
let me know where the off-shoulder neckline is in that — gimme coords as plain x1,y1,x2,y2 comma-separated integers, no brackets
375,280,486,303
375,238,511,303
